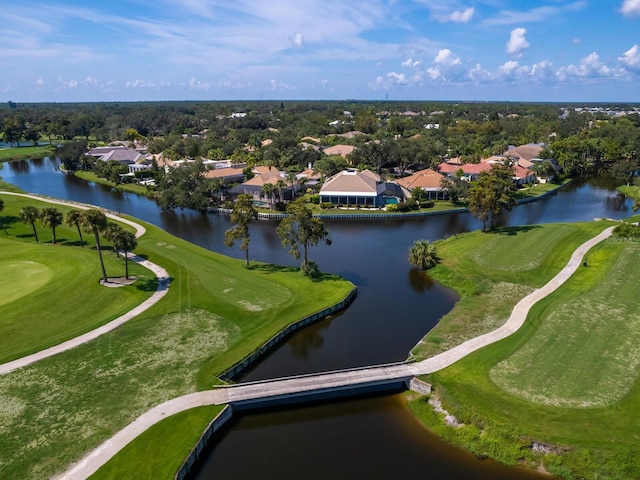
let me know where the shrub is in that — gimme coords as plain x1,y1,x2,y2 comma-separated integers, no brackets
386,203,398,212
308,194,321,204
613,221,640,240
421,200,435,208
320,202,334,209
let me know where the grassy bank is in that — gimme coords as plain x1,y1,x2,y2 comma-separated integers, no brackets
410,219,640,479
0,145,55,162
0,193,355,480
73,170,151,196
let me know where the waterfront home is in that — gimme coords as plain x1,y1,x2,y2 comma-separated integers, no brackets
229,165,295,207
319,169,403,207
395,168,448,200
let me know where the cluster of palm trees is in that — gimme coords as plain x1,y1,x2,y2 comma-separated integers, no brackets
17,205,137,282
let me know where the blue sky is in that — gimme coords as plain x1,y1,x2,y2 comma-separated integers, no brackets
2,0,640,103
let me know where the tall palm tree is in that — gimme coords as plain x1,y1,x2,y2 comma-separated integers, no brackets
408,239,440,270
112,230,137,279
261,183,276,209
19,205,40,241
81,208,109,283
276,178,288,203
65,209,85,247
39,207,63,244
103,222,124,257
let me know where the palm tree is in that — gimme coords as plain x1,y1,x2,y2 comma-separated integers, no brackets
224,193,258,266
81,208,109,283
276,178,288,203
112,230,137,279
19,205,40,241
103,222,124,257
39,207,63,244
261,183,276,209
65,209,84,247
408,239,440,270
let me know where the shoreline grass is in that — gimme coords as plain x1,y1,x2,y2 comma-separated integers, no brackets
0,145,55,162
0,192,355,480
410,219,640,479
73,170,152,196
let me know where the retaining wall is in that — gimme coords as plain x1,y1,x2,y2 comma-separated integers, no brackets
219,288,357,381
174,405,234,480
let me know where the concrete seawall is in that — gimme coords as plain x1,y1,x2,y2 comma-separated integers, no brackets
174,406,234,480
219,288,358,381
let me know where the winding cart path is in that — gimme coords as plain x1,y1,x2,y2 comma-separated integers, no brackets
56,223,615,480
0,191,169,375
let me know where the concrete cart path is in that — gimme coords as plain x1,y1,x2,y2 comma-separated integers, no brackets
54,224,615,480
0,191,168,375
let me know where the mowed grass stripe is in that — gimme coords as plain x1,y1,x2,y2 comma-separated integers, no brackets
491,241,640,408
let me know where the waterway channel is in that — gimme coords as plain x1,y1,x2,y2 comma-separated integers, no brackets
1,158,633,479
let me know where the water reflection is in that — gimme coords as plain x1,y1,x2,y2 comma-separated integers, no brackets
407,268,436,294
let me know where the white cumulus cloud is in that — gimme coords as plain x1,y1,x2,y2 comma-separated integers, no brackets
439,7,474,23
292,31,304,47
506,28,530,57
620,0,640,17
402,58,421,67
619,44,640,69
557,52,612,80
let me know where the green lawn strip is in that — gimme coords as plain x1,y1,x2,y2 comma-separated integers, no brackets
0,145,55,162
411,222,613,359
409,229,640,479
0,205,354,479
89,406,224,480
515,179,570,200
73,170,151,196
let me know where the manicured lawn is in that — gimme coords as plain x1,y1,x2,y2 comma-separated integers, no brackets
409,220,640,479
74,170,151,196
0,145,55,162
0,194,152,364
0,193,355,480
90,405,225,480
411,221,612,359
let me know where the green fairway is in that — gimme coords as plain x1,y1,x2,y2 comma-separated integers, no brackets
491,241,640,408
409,220,640,479
411,221,611,359
0,192,355,480
0,195,153,364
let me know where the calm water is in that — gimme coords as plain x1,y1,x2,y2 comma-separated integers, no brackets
2,158,632,479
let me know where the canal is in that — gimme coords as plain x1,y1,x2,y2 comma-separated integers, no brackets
1,158,633,479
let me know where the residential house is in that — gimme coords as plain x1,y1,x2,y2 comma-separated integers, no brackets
321,144,355,158
319,169,403,207
229,165,295,207
395,168,448,200
88,145,151,174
